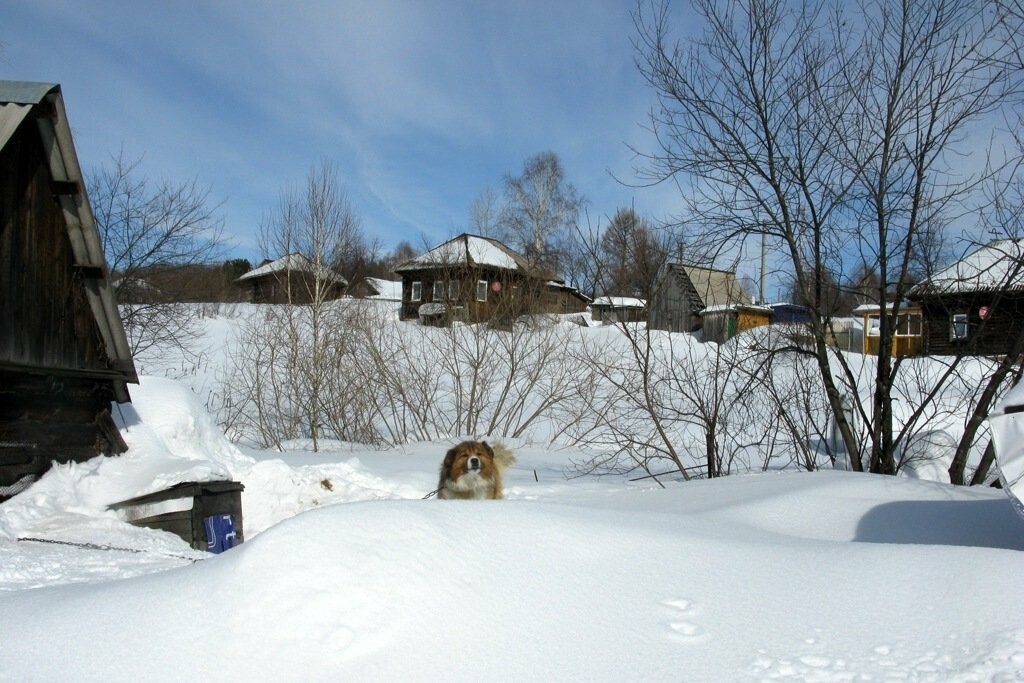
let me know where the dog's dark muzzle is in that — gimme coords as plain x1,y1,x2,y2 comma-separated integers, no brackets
468,456,482,472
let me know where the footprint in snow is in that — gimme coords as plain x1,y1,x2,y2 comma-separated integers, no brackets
662,598,707,642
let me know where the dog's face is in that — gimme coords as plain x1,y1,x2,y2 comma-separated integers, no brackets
444,440,496,481
438,440,502,499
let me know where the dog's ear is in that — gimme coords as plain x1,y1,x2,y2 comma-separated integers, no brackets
481,441,494,458
438,446,458,489
443,447,458,468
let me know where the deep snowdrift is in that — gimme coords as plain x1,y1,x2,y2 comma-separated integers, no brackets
2,333,1023,680
3,470,1024,681
3,373,1024,681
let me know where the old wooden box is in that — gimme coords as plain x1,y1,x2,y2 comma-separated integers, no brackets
109,480,244,552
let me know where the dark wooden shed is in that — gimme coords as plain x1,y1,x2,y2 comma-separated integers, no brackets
647,262,749,334
0,81,138,500
235,253,348,304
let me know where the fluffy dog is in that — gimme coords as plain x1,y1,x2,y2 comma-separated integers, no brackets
436,440,516,500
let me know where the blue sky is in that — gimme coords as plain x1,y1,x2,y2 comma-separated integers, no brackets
1,0,685,264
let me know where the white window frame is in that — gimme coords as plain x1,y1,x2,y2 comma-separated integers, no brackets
449,280,459,300
476,280,488,302
432,280,444,301
951,312,968,341
411,281,422,302
895,312,921,337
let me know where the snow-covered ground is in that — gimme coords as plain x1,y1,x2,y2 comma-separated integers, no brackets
3,371,1024,681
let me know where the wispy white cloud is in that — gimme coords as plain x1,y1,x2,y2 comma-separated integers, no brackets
1,0,670,261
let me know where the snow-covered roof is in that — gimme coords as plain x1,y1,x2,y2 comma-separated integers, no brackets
394,233,556,281
701,303,771,314
911,239,1024,296
237,253,348,286
852,301,920,314
592,296,646,309
364,277,402,301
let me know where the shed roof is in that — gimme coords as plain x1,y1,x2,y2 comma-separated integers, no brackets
592,296,646,309
363,277,403,301
0,80,137,398
394,233,559,282
852,301,920,314
702,303,772,314
658,262,749,311
237,253,348,286
910,239,1024,296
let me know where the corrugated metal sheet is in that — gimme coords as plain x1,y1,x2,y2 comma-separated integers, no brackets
0,80,58,106
676,263,748,309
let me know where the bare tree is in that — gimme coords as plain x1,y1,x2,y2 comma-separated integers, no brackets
470,185,501,237
634,0,1021,475
251,161,363,452
599,207,669,298
89,149,224,358
499,151,586,273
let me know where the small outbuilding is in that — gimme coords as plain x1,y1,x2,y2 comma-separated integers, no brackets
591,296,647,324
851,305,925,358
353,276,403,302
852,302,923,357
648,262,749,334
0,81,138,499
700,303,772,343
766,303,812,325
235,253,348,304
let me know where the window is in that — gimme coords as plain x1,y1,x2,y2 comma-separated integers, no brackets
449,280,459,300
866,315,880,337
895,313,921,336
432,281,444,301
411,281,422,302
476,280,488,302
951,312,968,341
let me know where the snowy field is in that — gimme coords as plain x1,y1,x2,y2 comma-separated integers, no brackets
3,308,1024,681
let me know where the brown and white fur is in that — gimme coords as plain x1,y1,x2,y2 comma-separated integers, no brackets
436,440,516,500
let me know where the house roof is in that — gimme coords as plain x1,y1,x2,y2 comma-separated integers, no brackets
658,262,749,311
363,277,403,301
394,233,559,282
547,281,592,303
852,301,920,314
0,80,138,398
237,253,348,286
910,239,1024,296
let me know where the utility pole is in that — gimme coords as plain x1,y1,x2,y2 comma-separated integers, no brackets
759,231,767,305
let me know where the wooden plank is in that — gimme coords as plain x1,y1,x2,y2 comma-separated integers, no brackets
49,179,78,196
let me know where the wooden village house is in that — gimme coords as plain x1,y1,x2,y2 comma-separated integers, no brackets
236,253,348,304
393,233,589,325
0,81,138,500
908,239,1024,356
648,262,751,336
